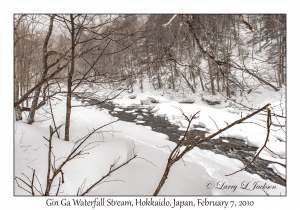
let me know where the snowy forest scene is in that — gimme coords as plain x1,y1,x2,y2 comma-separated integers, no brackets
13,14,286,197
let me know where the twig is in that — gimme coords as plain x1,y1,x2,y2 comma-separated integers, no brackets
77,179,87,196
15,177,32,194
33,173,43,195
156,145,172,152
31,169,35,196
208,116,220,130
55,178,62,196
136,157,157,166
265,146,283,158
162,15,177,28
270,107,286,133
80,154,137,195
241,121,279,131
225,107,272,176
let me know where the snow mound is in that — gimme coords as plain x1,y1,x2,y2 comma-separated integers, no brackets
125,110,135,113
127,94,137,99
224,130,248,141
268,163,286,180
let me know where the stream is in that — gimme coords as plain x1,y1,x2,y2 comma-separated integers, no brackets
75,96,286,187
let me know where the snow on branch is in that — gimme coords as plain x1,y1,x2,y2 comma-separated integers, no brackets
162,15,177,28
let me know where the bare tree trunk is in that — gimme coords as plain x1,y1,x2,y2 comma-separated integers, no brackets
252,33,255,61
227,35,231,98
170,64,175,89
208,60,215,95
184,16,279,92
175,67,195,93
26,74,29,108
215,18,220,93
156,66,162,89
276,16,282,88
14,73,22,121
197,67,205,91
226,65,230,98
259,15,262,50
281,36,286,85
237,17,241,57
65,15,75,141
276,35,282,88
140,69,143,92
27,15,55,124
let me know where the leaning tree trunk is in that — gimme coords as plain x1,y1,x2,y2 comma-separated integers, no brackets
26,15,55,124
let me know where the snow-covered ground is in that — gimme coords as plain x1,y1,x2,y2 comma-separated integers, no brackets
15,86,286,196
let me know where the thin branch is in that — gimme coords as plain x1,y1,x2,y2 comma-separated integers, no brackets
136,157,157,167
208,116,220,130
225,107,272,176
80,154,137,196
15,177,32,194
55,178,62,196
162,15,177,28
265,146,283,158
31,169,35,196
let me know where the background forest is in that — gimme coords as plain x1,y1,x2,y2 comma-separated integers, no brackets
14,14,286,128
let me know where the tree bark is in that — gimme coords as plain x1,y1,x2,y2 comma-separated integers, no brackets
14,60,67,108
197,67,205,91
26,15,55,124
276,16,282,88
207,60,215,95
65,15,76,141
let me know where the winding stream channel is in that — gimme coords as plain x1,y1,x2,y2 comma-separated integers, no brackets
76,96,286,187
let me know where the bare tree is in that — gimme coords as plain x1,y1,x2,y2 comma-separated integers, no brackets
26,15,56,124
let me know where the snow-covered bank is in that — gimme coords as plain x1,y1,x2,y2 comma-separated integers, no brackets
111,87,286,165
15,94,285,195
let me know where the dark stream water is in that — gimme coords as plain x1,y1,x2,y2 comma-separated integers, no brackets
76,96,286,187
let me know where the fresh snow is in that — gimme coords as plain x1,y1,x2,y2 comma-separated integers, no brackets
15,87,286,195
268,163,286,180
125,110,135,113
